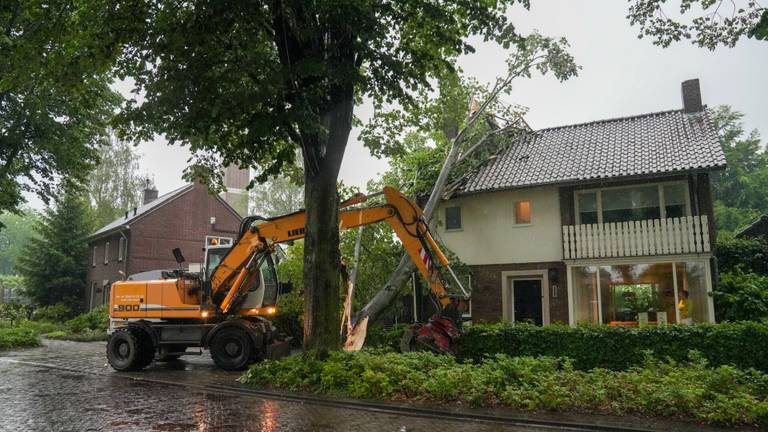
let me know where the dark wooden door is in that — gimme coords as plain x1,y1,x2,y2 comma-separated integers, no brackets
513,279,543,325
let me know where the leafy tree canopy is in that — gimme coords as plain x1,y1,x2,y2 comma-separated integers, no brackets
710,105,768,232
0,209,39,275
88,133,147,228
0,1,121,222
627,0,767,49
16,184,92,311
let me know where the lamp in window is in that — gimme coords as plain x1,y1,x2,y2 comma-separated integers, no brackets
515,201,531,224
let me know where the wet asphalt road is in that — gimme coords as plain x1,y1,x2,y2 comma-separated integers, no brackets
0,339,551,432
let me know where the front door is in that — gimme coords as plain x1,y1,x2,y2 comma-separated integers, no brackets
513,279,543,325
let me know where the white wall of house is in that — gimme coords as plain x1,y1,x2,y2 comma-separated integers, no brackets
436,186,563,265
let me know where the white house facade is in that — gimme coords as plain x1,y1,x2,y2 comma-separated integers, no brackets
436,79,725,327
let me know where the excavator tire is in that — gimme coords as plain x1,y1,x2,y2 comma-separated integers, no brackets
210,327,253,371
107,328,151,371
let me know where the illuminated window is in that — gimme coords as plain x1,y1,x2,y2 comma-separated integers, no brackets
445,206,462,230
514,201,531,224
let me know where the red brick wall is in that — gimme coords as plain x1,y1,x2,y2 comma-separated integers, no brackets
86,233,128,308
469,262,568,324
85,184,242,309
127,184,241,275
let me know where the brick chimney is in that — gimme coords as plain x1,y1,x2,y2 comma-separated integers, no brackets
681,79,703,113
142,185,158,205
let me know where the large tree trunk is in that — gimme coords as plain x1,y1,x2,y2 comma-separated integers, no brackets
301,87,354,352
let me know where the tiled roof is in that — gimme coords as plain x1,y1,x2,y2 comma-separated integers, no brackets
459,109,726,194
88,184,194,239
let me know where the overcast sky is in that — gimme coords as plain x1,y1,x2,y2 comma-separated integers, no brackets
23,1,768,209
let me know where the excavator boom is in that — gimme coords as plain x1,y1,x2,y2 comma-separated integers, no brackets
210,186,464,315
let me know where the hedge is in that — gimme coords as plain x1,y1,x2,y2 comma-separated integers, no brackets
457,322,768,371
241,350,768,426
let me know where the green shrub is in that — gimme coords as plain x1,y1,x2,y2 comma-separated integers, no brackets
32,303,72,322
273,291,303,345
241,350,768,426
47,328,108,342
716,233,768,275
457,322,768,372
0,323,41,349
0,303,29,325
364,324,408,350
65,305,108,333
713,271,768,322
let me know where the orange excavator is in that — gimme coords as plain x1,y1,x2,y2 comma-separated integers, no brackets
106,186,469,371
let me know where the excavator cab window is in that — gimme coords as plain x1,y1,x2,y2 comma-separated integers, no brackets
259,253,279,306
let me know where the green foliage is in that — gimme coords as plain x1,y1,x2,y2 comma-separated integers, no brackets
0,210,38,274
273,291,304,345
0,303,28,325
47,328,108,342
16,185,91,312
88,133,146,227
0,325,40,350
364,324,409,350
32,303,73,323
716,232,768,275
714,271,768,322
457,322,768,372
64,305,108,333
710,106,768,233
241,350,768,425
0,1,121,218
627,0,767,49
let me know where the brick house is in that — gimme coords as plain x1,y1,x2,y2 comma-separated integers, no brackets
85,183,242,310
437,79,726,326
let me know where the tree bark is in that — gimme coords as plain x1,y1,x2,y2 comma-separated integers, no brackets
301,86,354,352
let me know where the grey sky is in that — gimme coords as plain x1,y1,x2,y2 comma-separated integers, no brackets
23,0,768,209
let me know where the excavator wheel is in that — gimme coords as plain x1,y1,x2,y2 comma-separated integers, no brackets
107,327,154,371
210,327,253,371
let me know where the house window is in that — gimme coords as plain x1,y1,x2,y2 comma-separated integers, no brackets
205,236,233,247
514,201,532,224
664,184,687,219
118,237,125,262
104,242,110,264
89,281,97,310
577,193,598,224
570,260,712,325
445,206,461,230
92,246,97,267
575,182,689,225
102,280,111,305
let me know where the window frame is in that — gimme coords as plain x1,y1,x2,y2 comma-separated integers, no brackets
118,237,125,262
92,246,97,267
104,242,110,265
512,200,533,226
444,206,462,231
205,235,234,247
574,181,690,225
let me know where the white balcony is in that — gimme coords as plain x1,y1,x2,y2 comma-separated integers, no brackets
562,216,711,260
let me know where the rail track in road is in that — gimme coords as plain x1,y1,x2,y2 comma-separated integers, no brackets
1,357,685,432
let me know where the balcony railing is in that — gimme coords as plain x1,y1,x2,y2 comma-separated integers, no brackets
562,215,711,260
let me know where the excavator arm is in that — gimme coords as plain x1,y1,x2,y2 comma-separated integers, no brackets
208,186,467,316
